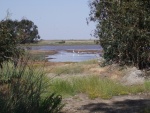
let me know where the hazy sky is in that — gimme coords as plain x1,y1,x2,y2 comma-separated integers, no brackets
0,0,96,40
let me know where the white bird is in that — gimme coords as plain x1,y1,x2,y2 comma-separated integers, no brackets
73,49,75,56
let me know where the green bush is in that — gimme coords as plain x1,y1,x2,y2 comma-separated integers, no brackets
0,19,24,67
0,61,63,113
89,0,150,69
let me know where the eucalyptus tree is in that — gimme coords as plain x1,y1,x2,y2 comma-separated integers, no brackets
0,19,40,67
17,19,40,44
0,19,23,67
89,0,150,69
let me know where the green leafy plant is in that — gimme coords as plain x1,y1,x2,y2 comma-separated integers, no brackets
0,61,63,113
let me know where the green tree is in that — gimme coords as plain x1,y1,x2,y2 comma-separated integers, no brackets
0,19,23,67
89,0,150,69
17,19,40,44
0,14,63,113
0,18,40,66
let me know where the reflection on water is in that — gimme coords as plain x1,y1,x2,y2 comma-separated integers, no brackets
47,51,98,62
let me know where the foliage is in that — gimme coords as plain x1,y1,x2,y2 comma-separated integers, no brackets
0,61,63,113
17,19,40,44
0,14,62,112
142,107,150,113
89,0,150,69
0,19,24,67
0,18,40,67
0,19,40,44
25,51,47,61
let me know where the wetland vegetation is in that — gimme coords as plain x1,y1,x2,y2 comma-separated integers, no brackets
26,40,98,46
0,0,150,112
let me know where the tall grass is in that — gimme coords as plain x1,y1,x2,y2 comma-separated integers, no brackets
0,61,63,113
144,80,150,91
80,59,98,65
24,51,47,61
50,76,150,99
51,64,84,75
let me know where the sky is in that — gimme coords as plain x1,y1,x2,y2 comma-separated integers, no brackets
0,0,96,40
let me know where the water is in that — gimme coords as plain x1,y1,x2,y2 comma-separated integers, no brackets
31,45,101,62
47,51,99,62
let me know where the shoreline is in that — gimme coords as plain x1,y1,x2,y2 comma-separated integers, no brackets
23,40,99,46
29,49,102,55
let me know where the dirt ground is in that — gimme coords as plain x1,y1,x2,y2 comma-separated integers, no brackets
61,93,150,113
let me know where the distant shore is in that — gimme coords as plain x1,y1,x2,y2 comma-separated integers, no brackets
23,39,99,46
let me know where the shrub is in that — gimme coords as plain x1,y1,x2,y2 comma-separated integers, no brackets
0,18,40,67
89,0,150,69
0,61,63,113
0,19,24,67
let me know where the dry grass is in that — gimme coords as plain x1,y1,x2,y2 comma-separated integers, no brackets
25,40,96,46
28,50,58,55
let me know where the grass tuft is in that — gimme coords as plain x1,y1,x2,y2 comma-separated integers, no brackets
50,75,150,99
51,64,84,75
80,59,98,65
144,80,150,91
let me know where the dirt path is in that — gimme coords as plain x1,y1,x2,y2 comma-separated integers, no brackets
61,93,150,113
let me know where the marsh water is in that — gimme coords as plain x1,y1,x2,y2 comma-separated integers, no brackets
31,45,101,62
47,51,99,62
